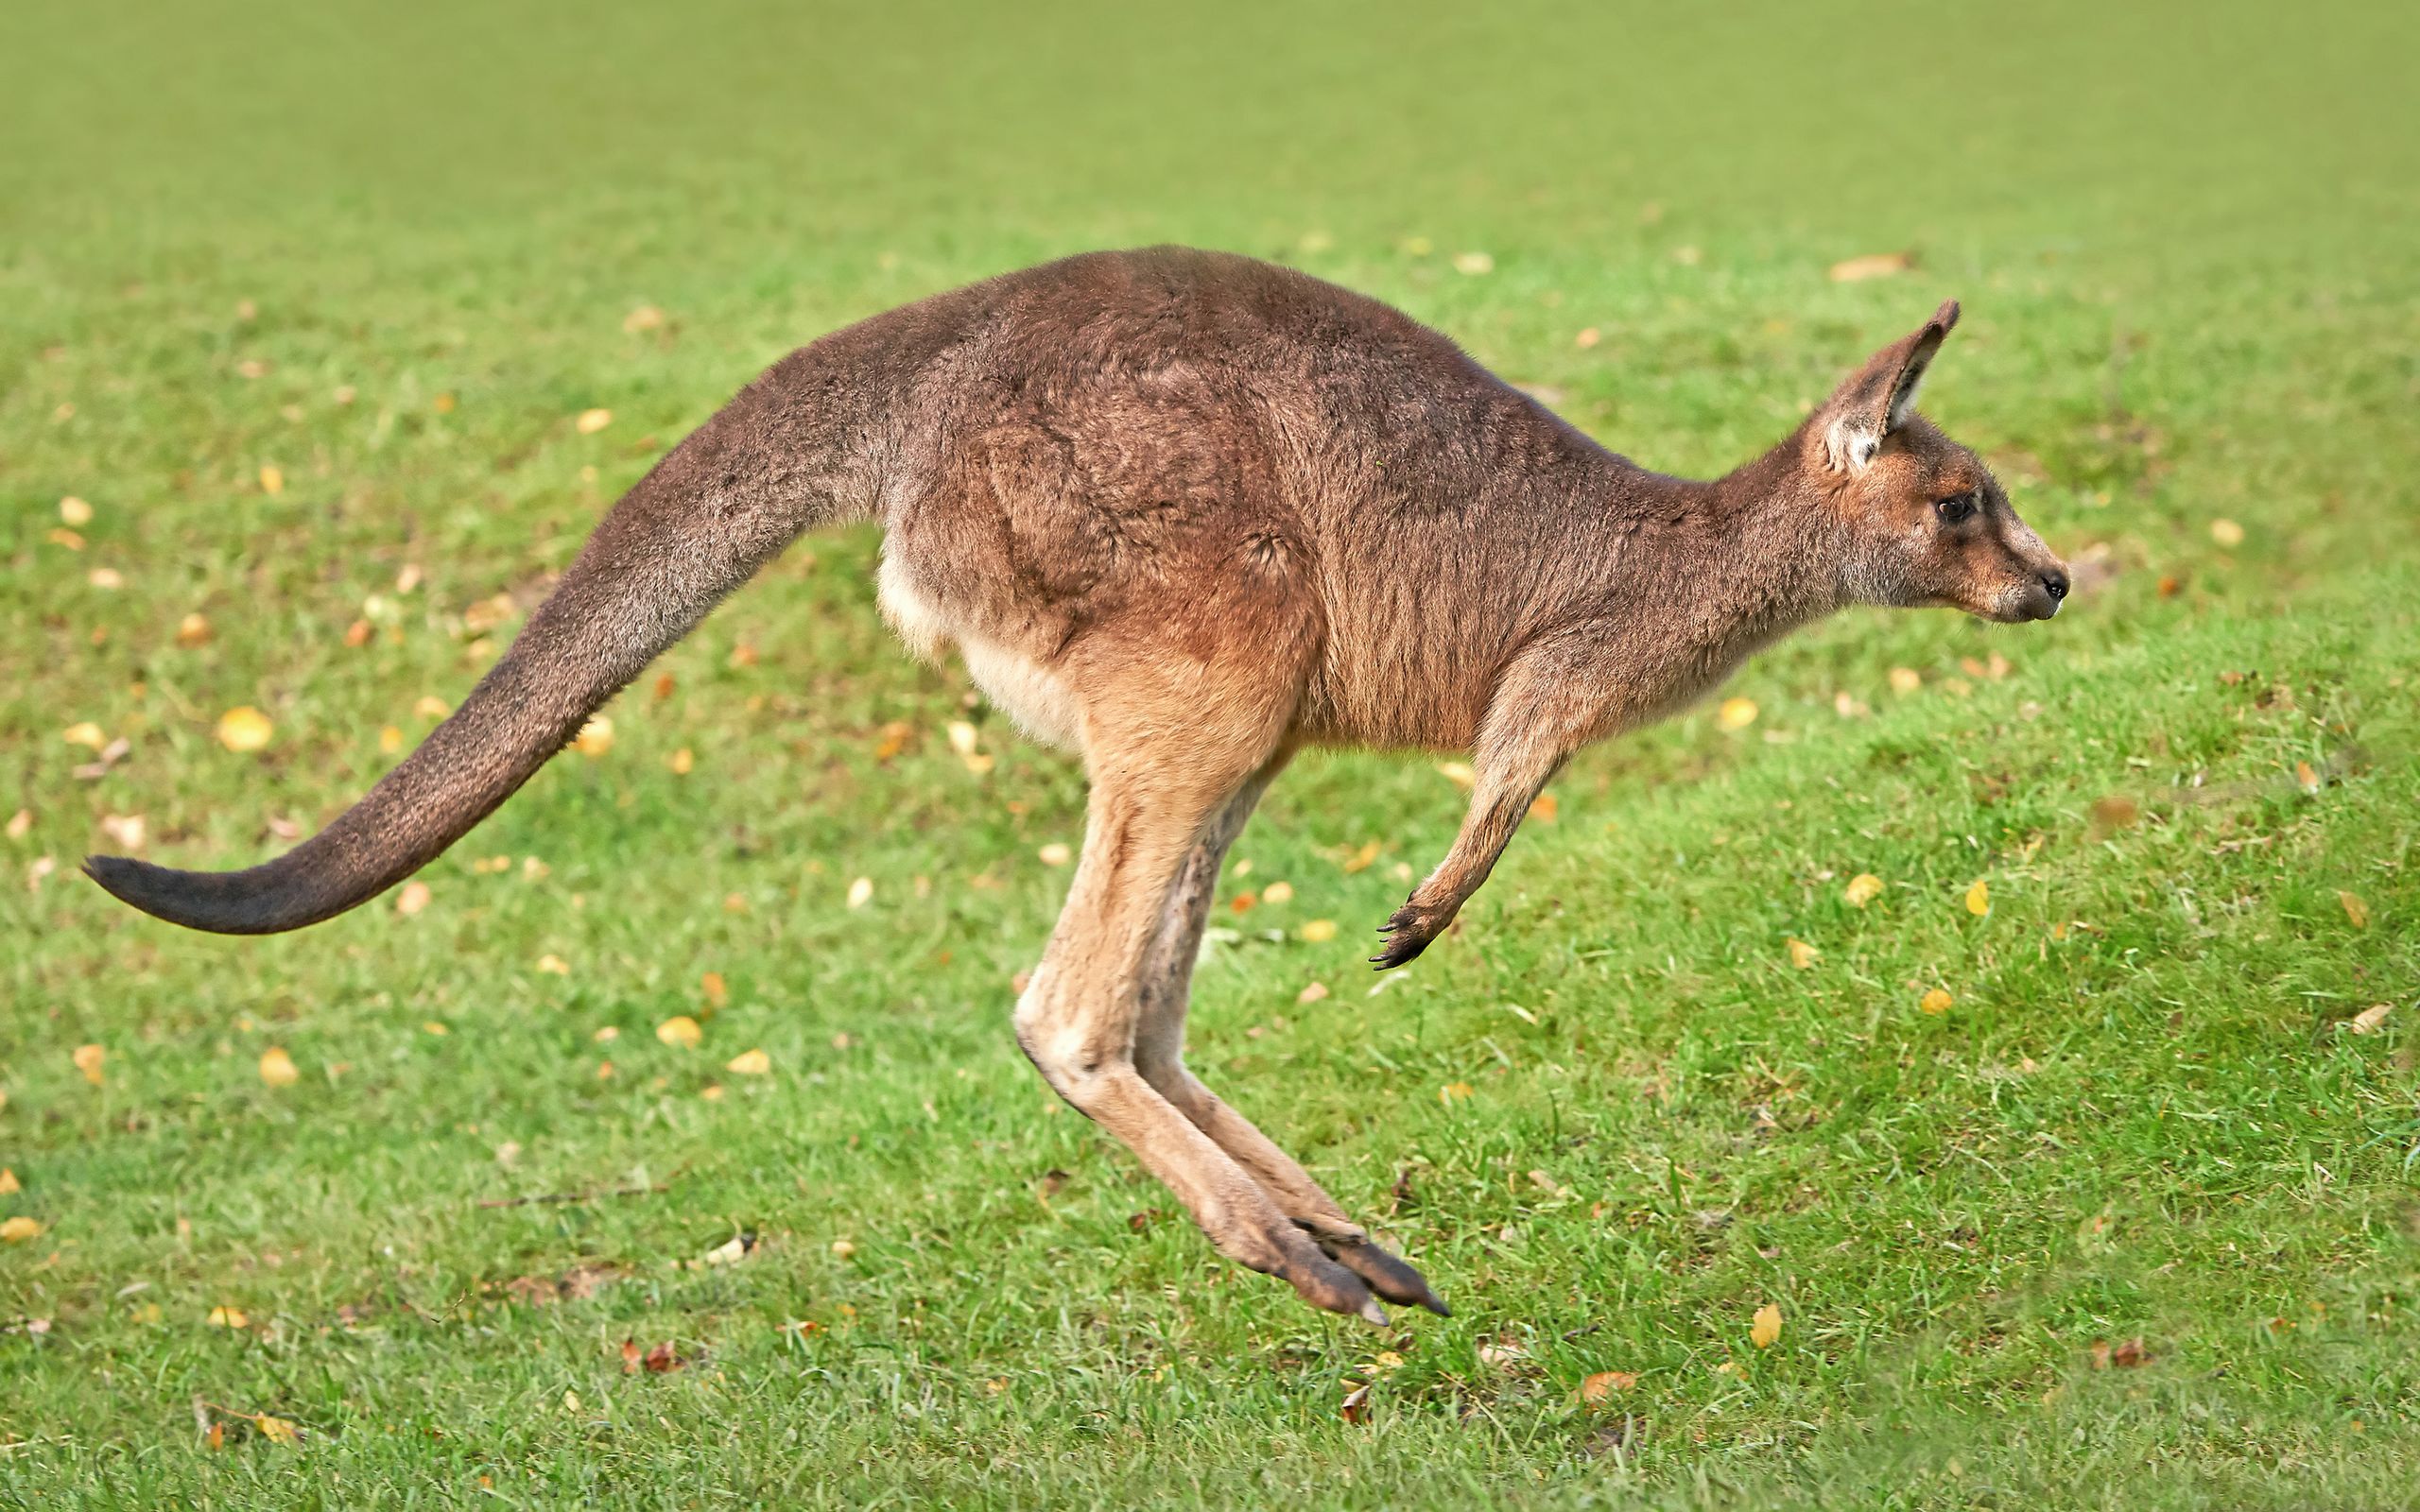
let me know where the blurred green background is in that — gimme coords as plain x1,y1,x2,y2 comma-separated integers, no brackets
5,3,2418,1507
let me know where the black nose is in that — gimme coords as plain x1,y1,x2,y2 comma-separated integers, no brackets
2041,569,2069,602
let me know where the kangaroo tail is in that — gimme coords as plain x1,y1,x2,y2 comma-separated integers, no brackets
86,341,887,935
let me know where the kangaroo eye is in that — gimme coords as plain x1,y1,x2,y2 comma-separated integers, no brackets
1935,492,1977,524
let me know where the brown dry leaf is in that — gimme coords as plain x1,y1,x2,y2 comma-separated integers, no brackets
1297,981,1330,1005
2338,891,2369,928
620,1338,643,1373
1842,873,1884,907
1340,1382,1373,1424
1828,250,1912,283
2295,760,2320,794
873,720,912,761
100,814,147,850
1581,1370,1637,1402
216,706,274,753
1964,880,1991,917
1299,919,1339,943
701,971,729,1007
1786,938,1819,970
1528,792,1560,823
89,566,124,590
726,1048,771,1075
2091,795,2140,831
1716,696,1758,731
574,715,614,757
394,880,431,916
656,1015,702,1049
643,1340,685,1373
1,1216,43,1243
342,618,372,648
576,408,614,435
1920,988,1954,1015
2345,1003,2393,1036
73,1043,107,1085
1751,1301,1783,1349
257,1047,299,1088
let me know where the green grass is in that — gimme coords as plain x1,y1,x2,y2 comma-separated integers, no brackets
5,2,2419,1505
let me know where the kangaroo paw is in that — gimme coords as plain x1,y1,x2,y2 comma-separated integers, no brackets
1371,901,1442,970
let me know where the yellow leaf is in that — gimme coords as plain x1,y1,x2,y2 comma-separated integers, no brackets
1434,761,1477,790
251,1415,300,1445
2209,518,2245,547
1261,881,1294,904
1964,880,1991,917
2339,891,2369,928
594,1025,619,1042
216,706,274,752
726,1048,771,1075
1888,666,1922,695
1451,250,1495,275
1842,873,1884,907
257,1047,299,1088
576,408,614,434
1786,937,1819,969
536,954,570,975
831,1238,857,1258
177,612,213,647
0,1168,17,1194
1440,1081,1474,1105
1716,696,1758,731
207,1304,249,1328
701,971,729,1007
668,747,695,775
422,1021,449,1036
1340,840,1381,874
413,696,451,720
623,304,666,334
63,721,106,748
1299,919,1339,943
573,715,614,757
1037,842,1072,867
1751,1301,1783,1349
1581,1370,1637,1401
73,1043,106,1085
394,880,431,916
1828,251,1911,283
846,876,873,909
1920,988,1954,1015
1,1216,43,1243
1528,792,1559,823
656,1016,702,1048
59,495,94,526
258,464,285,496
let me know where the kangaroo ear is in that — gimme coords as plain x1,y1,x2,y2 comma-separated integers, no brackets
1819,299,1961,473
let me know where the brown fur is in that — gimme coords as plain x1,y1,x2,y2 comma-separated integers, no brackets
88,247,2067,1323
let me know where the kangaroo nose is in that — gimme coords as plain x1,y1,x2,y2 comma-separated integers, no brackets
2041,569,2069,602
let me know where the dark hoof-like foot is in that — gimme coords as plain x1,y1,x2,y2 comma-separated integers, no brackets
1326,1237,1451,1316
1277,1245,1389,1325
1371,901,1442,971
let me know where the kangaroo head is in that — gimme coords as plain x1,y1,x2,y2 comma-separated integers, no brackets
1806,301,2068,623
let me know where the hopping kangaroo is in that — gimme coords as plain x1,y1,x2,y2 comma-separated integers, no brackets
90,248,2067,1324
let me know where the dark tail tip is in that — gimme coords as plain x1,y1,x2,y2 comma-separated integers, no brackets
83,852,337,936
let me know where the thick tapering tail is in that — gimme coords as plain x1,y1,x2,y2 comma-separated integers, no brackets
86,341,884,935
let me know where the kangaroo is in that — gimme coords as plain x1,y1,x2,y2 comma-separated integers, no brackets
87,247,2067,1325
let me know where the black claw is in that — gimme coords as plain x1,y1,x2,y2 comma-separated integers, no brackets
1370,904,1436,970
1327,1239,1451,1316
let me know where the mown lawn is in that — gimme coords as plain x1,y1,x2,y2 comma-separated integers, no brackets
4,3,2417,1506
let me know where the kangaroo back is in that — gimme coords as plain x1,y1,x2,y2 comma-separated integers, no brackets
86,321,921,934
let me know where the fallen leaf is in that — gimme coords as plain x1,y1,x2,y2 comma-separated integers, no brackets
1888,667,1922,695
257,1048,299,1088
700,971,728,1008
1828,250,1911,283
207,1305,249,1328
1297,981,1329,1005
0,1168,17,1194
63,721,107,749
1751,1301,1783,1349
1038,842,1072,867
1340,1382,1374,1423
1716,697,1758,731
2338,891,2369,928
1920,988,1954,1015
643,1340,685,1373
656,1016,701,1048
846,876,873,909
251,1415,300,1445
1261,880,1294,904
2345,1003,2393,1036
594,1025,619,1042
1434,761,1477,790
536,954,570,975
1528,792,1559,822
698,1232,757,1267
394,881,431,916
1964,879,1991,917
216,706,274,753
414,696,450,719
88,566,124,590
258,464,285,496
1842,873,1884,907
576,408,614,435
623,304,666,334
2209,519,2245,547
73,1043,107,1085
100,814,147,850
621,1338,643,1373
1440,1081,1474,1105
726,1048,771,1075
669,747,694,774
574,715,614,757
2295,760,2320,793
5,810,28,840
1340,840,1381,873
1450,250,1494,275
2091,795,2140,831
1,1216,43,1243
59,495,94,526
830,1238,856,1259
1786,937,1819,969
1581,1370,1637,1402
423,1021,449,1036
1300,919,1339,943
